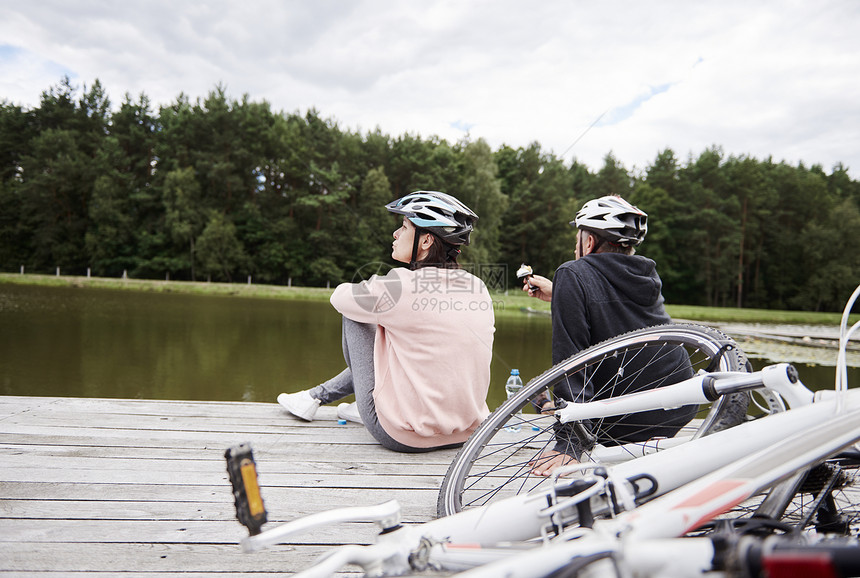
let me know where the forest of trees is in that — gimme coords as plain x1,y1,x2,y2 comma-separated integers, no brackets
1,78,859,311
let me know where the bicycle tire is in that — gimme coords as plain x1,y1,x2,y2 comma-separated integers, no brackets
438,323,750,517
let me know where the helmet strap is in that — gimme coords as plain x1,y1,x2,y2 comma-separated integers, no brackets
409,226,423,270
409,228,461,269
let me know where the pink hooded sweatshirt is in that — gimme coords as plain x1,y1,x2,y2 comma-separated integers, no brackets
330,267,495,448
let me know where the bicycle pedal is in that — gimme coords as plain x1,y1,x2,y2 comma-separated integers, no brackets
225,443,268,535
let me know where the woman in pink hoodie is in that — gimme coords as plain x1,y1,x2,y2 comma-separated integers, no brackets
277,192,495,452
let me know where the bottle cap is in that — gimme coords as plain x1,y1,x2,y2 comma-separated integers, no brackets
337,419,347,425
511,369,520,375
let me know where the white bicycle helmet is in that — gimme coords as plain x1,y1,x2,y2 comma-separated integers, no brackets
385,191,478,246
572,195,648,247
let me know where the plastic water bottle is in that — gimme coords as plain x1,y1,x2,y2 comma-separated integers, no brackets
505,369,524,432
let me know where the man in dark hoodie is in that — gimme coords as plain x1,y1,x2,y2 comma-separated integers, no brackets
523,195,696,475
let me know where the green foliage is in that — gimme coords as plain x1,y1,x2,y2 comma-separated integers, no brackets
496,143,577,283
458,139,507,266
163,166,204,279
1,77,859,312
196,211,248,281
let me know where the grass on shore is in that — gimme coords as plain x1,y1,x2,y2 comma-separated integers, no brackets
2,272,856,325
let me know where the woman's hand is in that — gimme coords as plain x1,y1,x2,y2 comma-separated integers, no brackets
522,274,553,302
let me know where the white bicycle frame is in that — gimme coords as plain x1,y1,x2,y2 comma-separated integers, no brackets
239,378,859,577
456,390,860,578
237,285,860,577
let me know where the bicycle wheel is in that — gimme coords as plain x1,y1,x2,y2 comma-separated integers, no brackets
438,323,750,517
703,453,860,536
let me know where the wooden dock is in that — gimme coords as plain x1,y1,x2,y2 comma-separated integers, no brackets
0,396,460,576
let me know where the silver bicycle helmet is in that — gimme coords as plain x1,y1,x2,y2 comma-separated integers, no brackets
572,195,648,247
385,191,478,246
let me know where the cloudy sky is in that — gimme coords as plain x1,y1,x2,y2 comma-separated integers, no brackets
2,1,859,177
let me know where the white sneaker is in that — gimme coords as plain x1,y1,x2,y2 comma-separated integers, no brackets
277,390,320,421
337,402,363,424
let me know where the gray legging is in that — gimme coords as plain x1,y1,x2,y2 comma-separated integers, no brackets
309,317,458,453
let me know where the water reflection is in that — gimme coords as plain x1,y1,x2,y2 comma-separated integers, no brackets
0,283,855,408
0,283,344,402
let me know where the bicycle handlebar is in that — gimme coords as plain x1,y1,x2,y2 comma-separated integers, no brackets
242,499,401,553
556,363,813,424
733,534,860,577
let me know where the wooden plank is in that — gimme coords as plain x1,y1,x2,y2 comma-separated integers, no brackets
0,398,48,417
0,409,362,432
0,469,443,489
0,449,451,473
0,484,438,518
0,542,359,573
0,572,359,578
0,441,457,465
0,396,339,421
0,497,437,523
0,423,379,444
0,518,386,545
0,574,349,578
0,395,454,576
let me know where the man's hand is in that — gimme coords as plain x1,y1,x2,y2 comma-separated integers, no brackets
522,274,553,302
528,449,578,477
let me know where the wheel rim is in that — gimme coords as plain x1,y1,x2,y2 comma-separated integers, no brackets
438,324,748,517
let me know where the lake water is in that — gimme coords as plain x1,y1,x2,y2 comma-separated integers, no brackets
0,283,551,407
0,283,854,408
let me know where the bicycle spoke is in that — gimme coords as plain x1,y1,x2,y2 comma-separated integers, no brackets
438,324,749,518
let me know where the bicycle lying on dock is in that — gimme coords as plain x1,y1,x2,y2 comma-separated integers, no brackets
225,284,860,577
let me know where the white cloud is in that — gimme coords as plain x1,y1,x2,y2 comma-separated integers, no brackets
1,0,859,176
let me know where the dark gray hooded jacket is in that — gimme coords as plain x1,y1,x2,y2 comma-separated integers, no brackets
549,252,695,453
551,253,671,364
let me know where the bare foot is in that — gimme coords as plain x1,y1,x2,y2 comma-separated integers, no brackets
529,450,578,477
